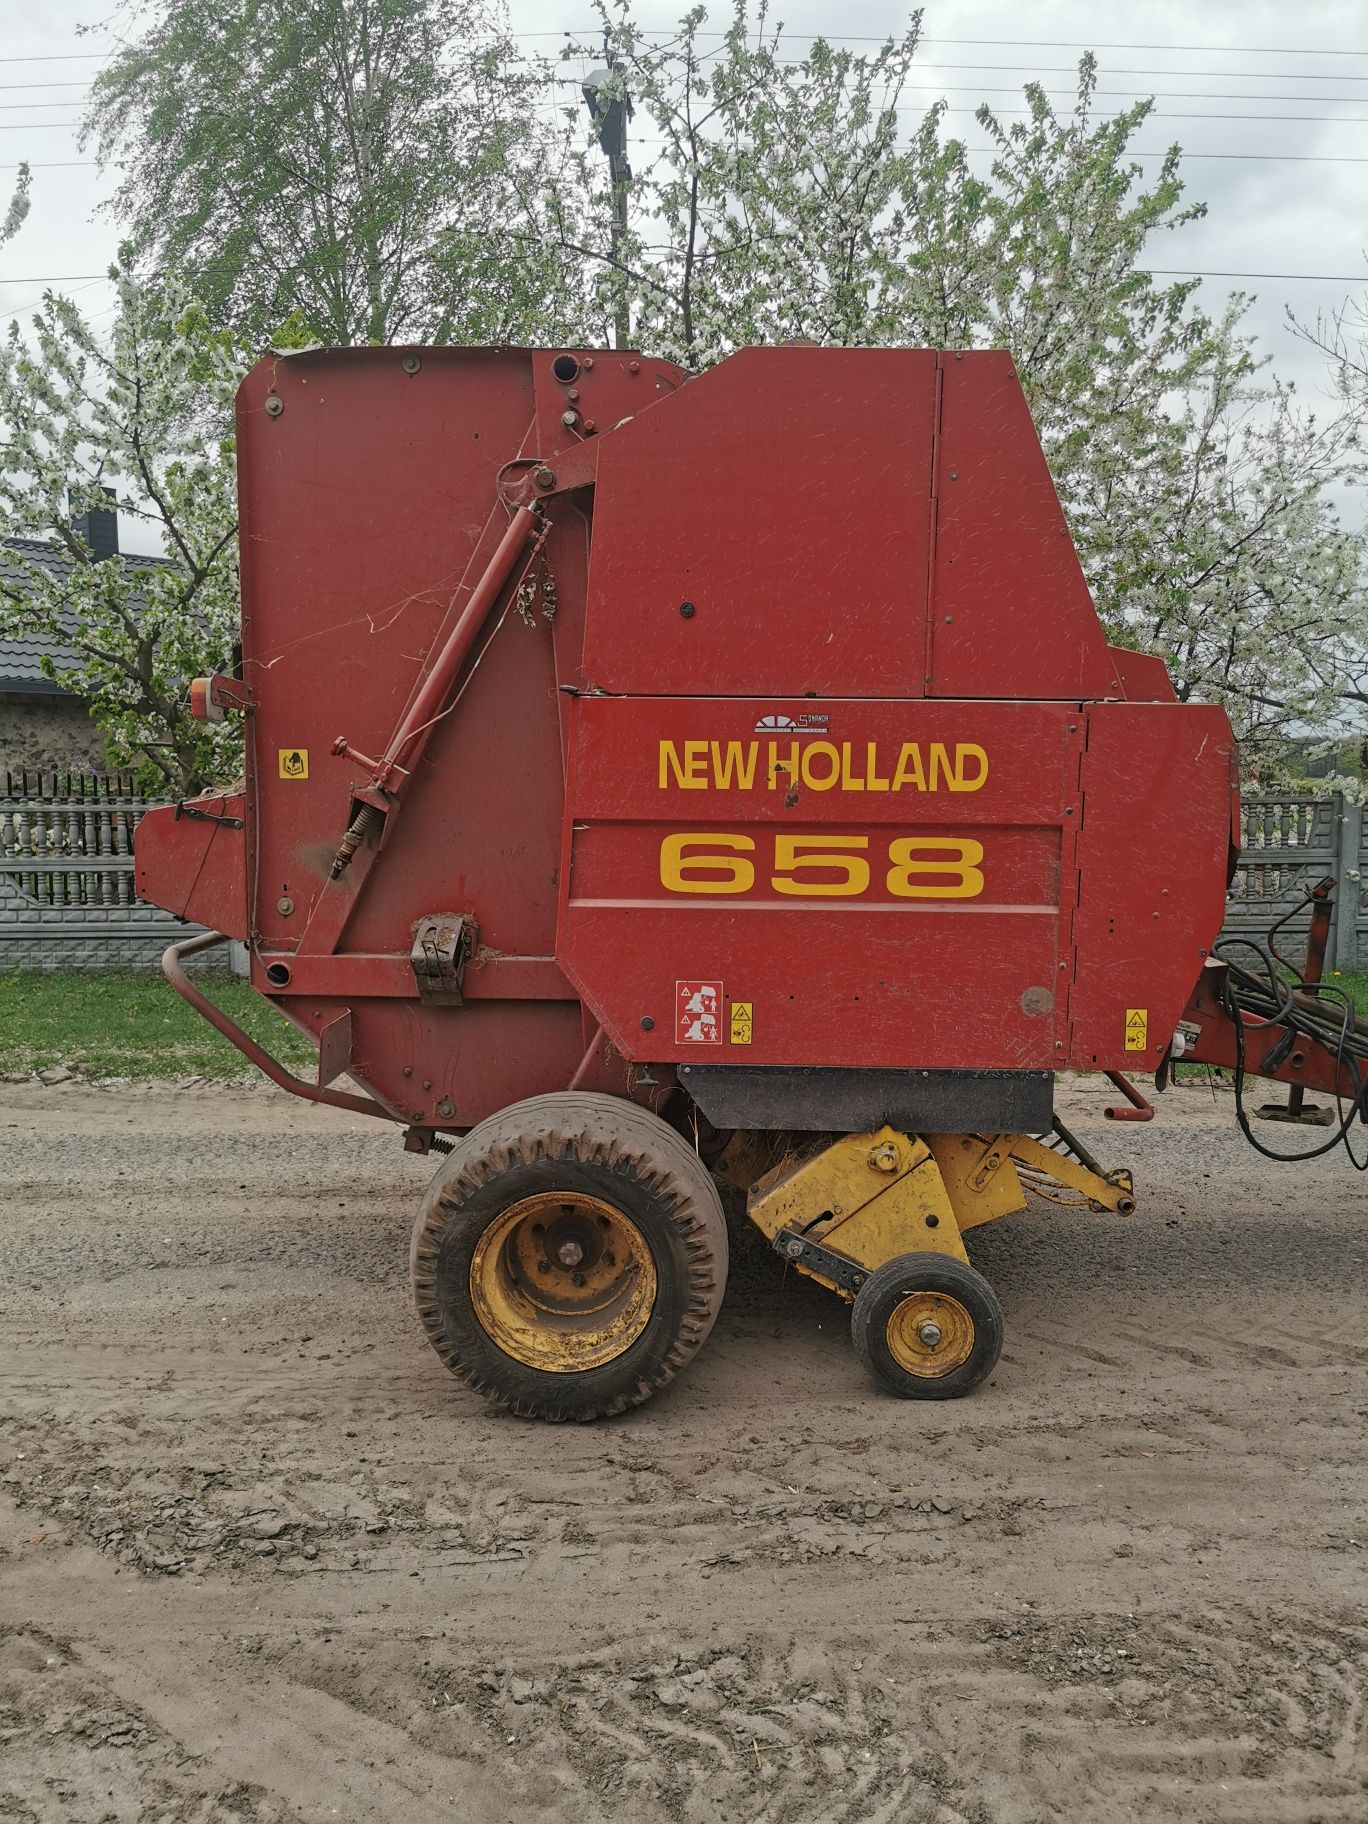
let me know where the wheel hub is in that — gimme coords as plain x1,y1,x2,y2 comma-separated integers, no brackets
468,1191,657,1373
885,1291,976,1378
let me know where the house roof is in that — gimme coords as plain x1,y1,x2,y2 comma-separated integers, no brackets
0,537,177,696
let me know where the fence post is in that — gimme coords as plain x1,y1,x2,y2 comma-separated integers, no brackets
1335,797,1364,973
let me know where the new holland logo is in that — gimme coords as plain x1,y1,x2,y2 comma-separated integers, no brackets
753,710,829,734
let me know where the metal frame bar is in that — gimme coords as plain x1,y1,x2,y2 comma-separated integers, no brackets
161,929,398,1122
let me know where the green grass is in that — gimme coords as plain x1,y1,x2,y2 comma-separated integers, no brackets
1324,970,1368,1021
0,970,314,1082
5,966,1368,1089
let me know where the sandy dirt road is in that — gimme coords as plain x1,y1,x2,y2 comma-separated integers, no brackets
1,1074,1367,1823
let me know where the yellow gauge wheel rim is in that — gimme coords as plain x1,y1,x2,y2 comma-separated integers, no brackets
468,1191,658,1374
884,1290,976,1378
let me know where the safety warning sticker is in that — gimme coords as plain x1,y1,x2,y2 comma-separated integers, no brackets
1124,1008,1148,1052
730,1001,753,1046
278,747,309,780
676,981,722,1044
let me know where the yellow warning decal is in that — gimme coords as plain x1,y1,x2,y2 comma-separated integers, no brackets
730,1001,753,1046
1124,1008,1148,1052
278,748,309,780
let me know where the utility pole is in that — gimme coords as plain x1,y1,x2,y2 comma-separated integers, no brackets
581,60,632,350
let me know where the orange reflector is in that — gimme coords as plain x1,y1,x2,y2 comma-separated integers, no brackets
189,678,221,723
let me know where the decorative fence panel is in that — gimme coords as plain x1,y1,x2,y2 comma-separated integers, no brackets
0,770,211,971
1223,792,1366,973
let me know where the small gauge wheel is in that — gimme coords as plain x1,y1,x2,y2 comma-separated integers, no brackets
851,1252,1003,1400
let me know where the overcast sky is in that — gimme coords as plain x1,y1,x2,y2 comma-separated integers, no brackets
3,0,1368,466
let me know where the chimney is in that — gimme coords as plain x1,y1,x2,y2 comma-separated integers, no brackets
71,485,119,561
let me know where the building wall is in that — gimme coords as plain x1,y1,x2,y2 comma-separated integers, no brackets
0,694,105,777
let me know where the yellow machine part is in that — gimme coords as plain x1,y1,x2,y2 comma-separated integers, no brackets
745,1126,1134,1299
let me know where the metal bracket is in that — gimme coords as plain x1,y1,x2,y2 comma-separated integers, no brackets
173,801,244,830
772,1228,870,1296
410,913,478,1006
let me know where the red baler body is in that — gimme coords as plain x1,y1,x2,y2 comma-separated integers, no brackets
137,345,1239,1129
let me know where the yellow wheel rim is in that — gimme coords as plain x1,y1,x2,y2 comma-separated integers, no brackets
884,1291,975,1378
468,1191,657,1374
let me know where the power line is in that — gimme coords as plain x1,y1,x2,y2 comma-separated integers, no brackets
6,123,1368,164
884,38,1368,56
0,162,96,169
544,31,1368,56
936,106,1368,124
939,86,1368,105
23,76,1368,108
35,89,1368,127
0,53,107,64
0,259,1364,288
1151,268,1366,282
959,147,1368,163
794,59,1368,82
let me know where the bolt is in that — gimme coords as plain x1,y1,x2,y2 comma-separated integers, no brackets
276,895,294,917
679,601,696,619
571,1270,586,1287
437,1097,455,1119
402,354,421,375
264,394,283,418
537,1260,551,1274
556,1238,585,1268
784,1238,804,1259
567,387,580,401
562,409,579,428
533,466,556,490
628,360,640,373
917,1322,943,1349
640,1015,654,1030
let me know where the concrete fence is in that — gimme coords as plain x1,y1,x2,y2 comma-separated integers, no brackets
0,771,211,971
1224,791,1364,973
2,774,1366,977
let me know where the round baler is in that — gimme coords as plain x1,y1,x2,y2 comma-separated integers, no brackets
135,344,1365,1417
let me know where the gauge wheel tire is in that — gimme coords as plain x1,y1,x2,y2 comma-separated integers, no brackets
851,1252,1003,1400
411,1092,728,1420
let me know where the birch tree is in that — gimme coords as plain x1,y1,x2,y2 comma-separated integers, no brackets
84,0,582,346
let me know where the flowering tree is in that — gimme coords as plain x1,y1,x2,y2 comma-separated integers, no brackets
1,162,29,246
0,266,244,792
535,10,1368,748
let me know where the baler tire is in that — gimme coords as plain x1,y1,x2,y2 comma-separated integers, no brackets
851,1252,1003,1401
410,1092,728,1421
